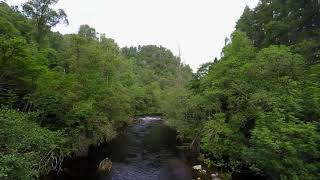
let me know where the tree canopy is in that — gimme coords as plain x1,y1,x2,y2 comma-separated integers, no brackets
166,1,320,179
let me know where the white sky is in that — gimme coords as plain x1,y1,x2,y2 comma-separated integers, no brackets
7,0,259,71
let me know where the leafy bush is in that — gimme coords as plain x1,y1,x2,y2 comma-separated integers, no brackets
0,108,70,179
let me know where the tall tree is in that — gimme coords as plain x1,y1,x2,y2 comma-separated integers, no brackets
22,0,68,46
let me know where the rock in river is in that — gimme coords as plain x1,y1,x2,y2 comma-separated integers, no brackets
192,165,202,171
97,157,112,175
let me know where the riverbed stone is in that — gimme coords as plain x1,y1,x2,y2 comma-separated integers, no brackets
211,173,220,180
200,169,207,174
192,165,202,170
97,157,112,175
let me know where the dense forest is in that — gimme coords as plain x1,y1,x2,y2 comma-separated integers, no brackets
166,0,320,179
1,0,319,179
0,0,192,179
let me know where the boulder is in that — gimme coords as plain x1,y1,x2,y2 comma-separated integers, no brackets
97,157,112,175
199,169,207,174
192,165,202,171
211,173,220,180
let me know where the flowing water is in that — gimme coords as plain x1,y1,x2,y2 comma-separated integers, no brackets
102,117,192,180
46,117,193,180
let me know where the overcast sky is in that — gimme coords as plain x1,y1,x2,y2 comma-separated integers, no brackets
7,0,259,71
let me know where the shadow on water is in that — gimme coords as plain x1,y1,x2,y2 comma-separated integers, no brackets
45,117,192,180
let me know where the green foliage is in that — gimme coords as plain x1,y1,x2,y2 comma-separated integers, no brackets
3,0,319,179
236,0,320,62
121,45,192,115
32,70,78,127
0,108,69,179
0,2,192,178
171,29,320,179
78,24,98,40
246,113,320,179
23,0,68,46
0,2,33,39
0,36,42,108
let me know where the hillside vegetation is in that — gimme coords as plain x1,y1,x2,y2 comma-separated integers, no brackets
166,0,320,179
0,1,192,179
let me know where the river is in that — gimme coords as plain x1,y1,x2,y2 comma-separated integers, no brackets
46,117,193,180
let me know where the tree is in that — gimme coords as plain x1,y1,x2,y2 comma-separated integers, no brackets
22,0,68,46
78,24,97,40
236,0,320,58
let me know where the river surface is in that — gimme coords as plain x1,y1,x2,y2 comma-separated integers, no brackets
102,117,192,180
47,117,193,180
